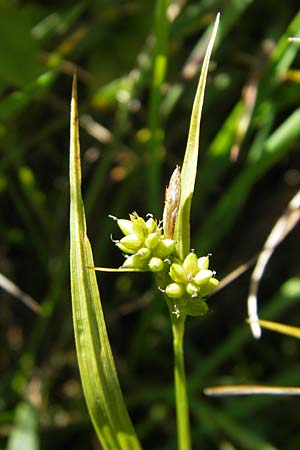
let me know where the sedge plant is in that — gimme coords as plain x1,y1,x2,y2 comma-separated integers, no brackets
70,14,220,450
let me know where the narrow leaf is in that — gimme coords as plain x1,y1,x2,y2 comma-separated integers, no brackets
70,73,142,450
248,189,300,339
174,13,220,259
0,271,42,314
247,319,300,339
204,385,300,396
91,267,146,273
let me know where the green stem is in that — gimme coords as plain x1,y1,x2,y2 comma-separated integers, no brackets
171,314,191,450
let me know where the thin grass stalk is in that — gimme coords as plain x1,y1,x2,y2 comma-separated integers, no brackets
171,315,191,450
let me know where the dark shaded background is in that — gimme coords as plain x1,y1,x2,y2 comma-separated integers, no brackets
1,1,300,449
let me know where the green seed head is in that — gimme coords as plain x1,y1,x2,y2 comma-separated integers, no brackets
136,247,151,259
119,234,144,251
116,219,134,236
131,215,148,240
183,252,198,276
198,256,209,270
154,239,176,259
148,257,165,272
165,282,185,299
169,263,188,283
122,254,148,270
145,232,160,250
200,277,219,296
194,269,213,286
145,217,158,234
115,242,137,254
186,282,200,297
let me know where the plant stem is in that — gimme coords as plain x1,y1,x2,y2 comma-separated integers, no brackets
171,314,191,450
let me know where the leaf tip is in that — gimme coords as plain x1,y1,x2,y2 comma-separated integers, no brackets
72,70,78,105
246,316,262,339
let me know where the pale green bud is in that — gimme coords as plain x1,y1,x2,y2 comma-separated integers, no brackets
115,242,136,254
148,257,164,272
119,234,143,250
145,232,160,250
169,263,188,283
145,217,157,234
117,219,134,236
122,255,148,269
186,282,199,297
132,216,148,240
136,247,151,259
198,256,209,270
194,269,213,286
183,252,198,276
165,282,185,299
154,239,176,259
200,277,219,296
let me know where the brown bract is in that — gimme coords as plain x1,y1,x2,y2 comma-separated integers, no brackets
163,165,181,239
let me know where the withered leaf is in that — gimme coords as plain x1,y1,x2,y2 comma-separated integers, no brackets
163,166,181,239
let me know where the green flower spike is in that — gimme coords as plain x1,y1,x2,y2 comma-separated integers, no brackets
145,232,161,250
197,255,209,270
194,269,213,286
186,282,199,297
110,212,176,272
167,251,219,304
165,282,185,299
152,238,176,259
122,254,148,270
148,257,165,273
145,216,157,233
109,216,134,235
118,234,144,251
169,263,188,283
182,251,198,276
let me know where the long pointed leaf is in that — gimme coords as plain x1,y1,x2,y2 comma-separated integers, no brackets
69,73,142,450
252,319,300,339
174,13,220,259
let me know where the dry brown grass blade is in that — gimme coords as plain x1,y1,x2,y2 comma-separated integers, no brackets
204,385,300,396
248,189,300,339
210,255,257,296
0,272,42,315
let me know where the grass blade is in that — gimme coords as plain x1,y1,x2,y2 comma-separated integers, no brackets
248,189,300,338
204,385,300,396
250,319,300,339
69,73,142,450
174,13,220,259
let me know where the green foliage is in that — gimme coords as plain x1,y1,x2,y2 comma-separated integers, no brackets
0,8,43,87
70,75,142,450
1,1,300,450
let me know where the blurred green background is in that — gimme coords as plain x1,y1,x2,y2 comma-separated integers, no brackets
1,1,300,449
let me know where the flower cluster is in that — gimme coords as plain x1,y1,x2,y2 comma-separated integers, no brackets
111,212,176,272
111,212,219,317
164,252,219,316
